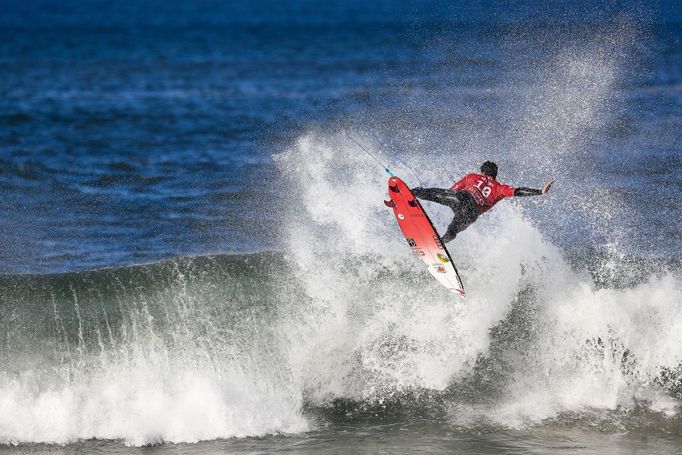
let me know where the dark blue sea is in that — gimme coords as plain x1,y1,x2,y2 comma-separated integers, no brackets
1,0,681,453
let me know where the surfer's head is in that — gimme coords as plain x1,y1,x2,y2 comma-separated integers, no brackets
481,161,498,179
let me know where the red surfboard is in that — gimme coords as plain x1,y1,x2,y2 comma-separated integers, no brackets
385,176,465,296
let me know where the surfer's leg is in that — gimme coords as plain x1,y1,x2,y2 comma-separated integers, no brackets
441,217,472,243
411,188,461,207
441,222,459,243
441,205,479,243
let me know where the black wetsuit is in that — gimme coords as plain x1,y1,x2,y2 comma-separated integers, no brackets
411,188,479,243
411,186,542,243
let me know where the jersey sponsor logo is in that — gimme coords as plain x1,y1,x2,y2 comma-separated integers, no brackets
437,253,450,263
406,238,416,247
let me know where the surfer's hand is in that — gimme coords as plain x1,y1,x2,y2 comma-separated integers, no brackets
542,180,555,194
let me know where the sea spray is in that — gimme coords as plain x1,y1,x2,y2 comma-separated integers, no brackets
277,130,681,429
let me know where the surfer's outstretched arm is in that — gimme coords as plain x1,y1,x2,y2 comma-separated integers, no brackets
514,180,555,197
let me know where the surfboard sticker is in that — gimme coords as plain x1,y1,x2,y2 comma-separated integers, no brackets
385,176,465,296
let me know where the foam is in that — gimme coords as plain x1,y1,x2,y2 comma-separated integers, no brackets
276,128,681,428
0,358,308,446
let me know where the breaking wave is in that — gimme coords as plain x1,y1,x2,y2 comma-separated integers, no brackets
1,135,680,444
2,18,680,447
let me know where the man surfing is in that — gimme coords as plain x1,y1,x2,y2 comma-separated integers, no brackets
411,161,555,243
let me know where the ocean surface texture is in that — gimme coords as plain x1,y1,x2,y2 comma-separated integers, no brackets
0,0,681,453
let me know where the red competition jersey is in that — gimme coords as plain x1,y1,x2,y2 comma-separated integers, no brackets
451,173,516,213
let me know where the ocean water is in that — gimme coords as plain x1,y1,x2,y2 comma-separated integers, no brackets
1,0,681,453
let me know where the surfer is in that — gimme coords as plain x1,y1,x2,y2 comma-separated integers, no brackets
411,161,554,243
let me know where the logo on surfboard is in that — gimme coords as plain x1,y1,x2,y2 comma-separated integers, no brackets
433,235,444,250
437,253,449,263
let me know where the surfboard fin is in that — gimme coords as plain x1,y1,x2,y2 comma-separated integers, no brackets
384,200,396,208
407,199,417,207
389,184,400,193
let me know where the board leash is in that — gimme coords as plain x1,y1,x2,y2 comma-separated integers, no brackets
344,130,424,186
344,130,394,176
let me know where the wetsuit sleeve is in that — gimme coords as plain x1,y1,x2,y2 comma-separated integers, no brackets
513,187,543,196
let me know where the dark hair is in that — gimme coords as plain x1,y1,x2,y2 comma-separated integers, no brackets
480,161,498,178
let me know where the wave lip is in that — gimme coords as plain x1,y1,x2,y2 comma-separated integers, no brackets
0,253,310,446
